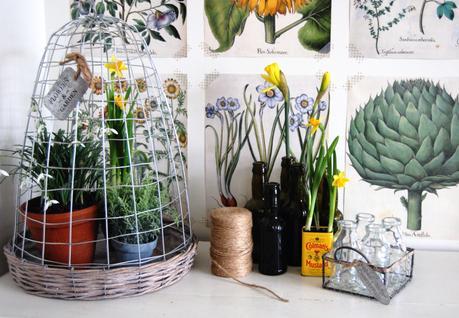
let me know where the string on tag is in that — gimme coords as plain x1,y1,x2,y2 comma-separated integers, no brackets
59,52,93,84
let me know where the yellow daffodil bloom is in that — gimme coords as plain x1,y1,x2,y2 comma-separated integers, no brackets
114,95,126,110
104,55,128,78
332,172,350,188
319,71,331,94
234,0,310,16
307,117,321,134
262,63,289,97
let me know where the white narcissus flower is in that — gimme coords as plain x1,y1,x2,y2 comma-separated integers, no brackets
0,169,9,177
44,200,60,212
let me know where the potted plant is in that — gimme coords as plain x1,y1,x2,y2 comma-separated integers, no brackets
102,55,167,262
2,119,102,265
107,174,163,262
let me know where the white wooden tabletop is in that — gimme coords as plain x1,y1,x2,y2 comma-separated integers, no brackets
0,242,457,318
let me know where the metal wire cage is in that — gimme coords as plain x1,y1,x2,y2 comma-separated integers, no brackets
3,12,196,299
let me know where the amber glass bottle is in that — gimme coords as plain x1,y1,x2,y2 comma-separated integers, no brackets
245,161,267,263
259,182,287,275
285,163,308,267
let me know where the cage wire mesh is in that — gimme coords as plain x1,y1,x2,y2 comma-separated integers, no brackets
5,10,194,283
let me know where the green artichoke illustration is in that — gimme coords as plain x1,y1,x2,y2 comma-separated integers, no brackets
348,80,459,231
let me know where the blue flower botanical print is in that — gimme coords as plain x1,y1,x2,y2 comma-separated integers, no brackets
147,10,177,31
70,0,187,51
206,103,218,119
226,97,241,111
256,83,284,109
289,113,303,131
319,100,328,111
295,94,314,115
216,97,228,111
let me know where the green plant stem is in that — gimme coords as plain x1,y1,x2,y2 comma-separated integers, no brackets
264,15,276,44
407,190,423,231
328,187,337,233
372,1,381,55
284,96,291,157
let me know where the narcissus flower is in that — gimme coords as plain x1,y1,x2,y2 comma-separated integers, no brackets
114,95,126,110
104,55,128,78
261,63,289,97
234,0,310,16
332,172,350,188
307,117,321,134
90,75,103,95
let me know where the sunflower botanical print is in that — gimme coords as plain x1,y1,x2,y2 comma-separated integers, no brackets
204,0,330,52
162,78,187,154
71,0,187,52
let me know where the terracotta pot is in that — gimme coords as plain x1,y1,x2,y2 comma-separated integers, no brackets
23,201,98,265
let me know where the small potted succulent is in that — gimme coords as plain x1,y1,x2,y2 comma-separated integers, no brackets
1,119,102,265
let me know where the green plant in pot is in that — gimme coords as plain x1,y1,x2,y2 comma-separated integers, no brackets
103,55,166,262
1,118,102,265
107,175,164,263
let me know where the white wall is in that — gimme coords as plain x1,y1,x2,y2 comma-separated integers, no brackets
0,0,47,275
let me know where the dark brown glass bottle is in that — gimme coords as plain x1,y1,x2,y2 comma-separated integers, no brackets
285,163,308,267
244,161,267,263
280,156,295,214
259,182,287,275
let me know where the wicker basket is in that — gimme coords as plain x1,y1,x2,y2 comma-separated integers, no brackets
4,237,198,300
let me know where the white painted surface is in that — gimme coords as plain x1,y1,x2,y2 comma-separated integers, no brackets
0,242,458,317
0,0,47,275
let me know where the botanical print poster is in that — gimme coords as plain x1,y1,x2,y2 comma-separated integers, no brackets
162,73,188,161
350,0,459,59
345,76,459,242
70,0,187,57
205,74,328,211
204,0,331,57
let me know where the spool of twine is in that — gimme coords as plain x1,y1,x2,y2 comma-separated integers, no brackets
210,207,253,278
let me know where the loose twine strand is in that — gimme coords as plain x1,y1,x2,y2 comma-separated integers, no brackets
59,52,93,84
210,207,289,303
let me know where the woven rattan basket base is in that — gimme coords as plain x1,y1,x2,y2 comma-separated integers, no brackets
4,238,198,300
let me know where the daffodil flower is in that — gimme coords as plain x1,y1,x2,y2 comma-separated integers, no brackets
104,55,128,78
332,172,350,188
114,95,126,110
307,117,321,134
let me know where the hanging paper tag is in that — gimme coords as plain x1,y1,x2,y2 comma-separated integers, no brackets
44,68,88,120
354,262,391,305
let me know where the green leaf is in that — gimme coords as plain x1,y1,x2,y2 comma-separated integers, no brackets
437,4,445,19
424,152,445,175
298,11,331,51
416,137,434,164
165,25,181,39
434,128,450,156
380,155,404,174
405,159,427,179
96,2,105,15
385,139,415,165
179,2,187,23
399,117,418,139
362,151,385,173
405,102,420,126
418,114,438,141
204,0,249,52
365,121,384,144
149,30,165,42
441,146,459,174
451,114,459,148
377,119,400,141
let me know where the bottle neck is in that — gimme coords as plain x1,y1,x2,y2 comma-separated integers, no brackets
252,174,265,200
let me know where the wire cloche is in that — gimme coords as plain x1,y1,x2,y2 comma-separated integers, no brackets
3,9,196,300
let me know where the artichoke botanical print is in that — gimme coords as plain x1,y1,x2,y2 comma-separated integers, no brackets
353,0,415,55
204,0,331,52
348,80,459,231
71,0,186,51
419,0,457,34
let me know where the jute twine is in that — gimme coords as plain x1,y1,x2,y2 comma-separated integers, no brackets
210,207,289,303
60,52,93,84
